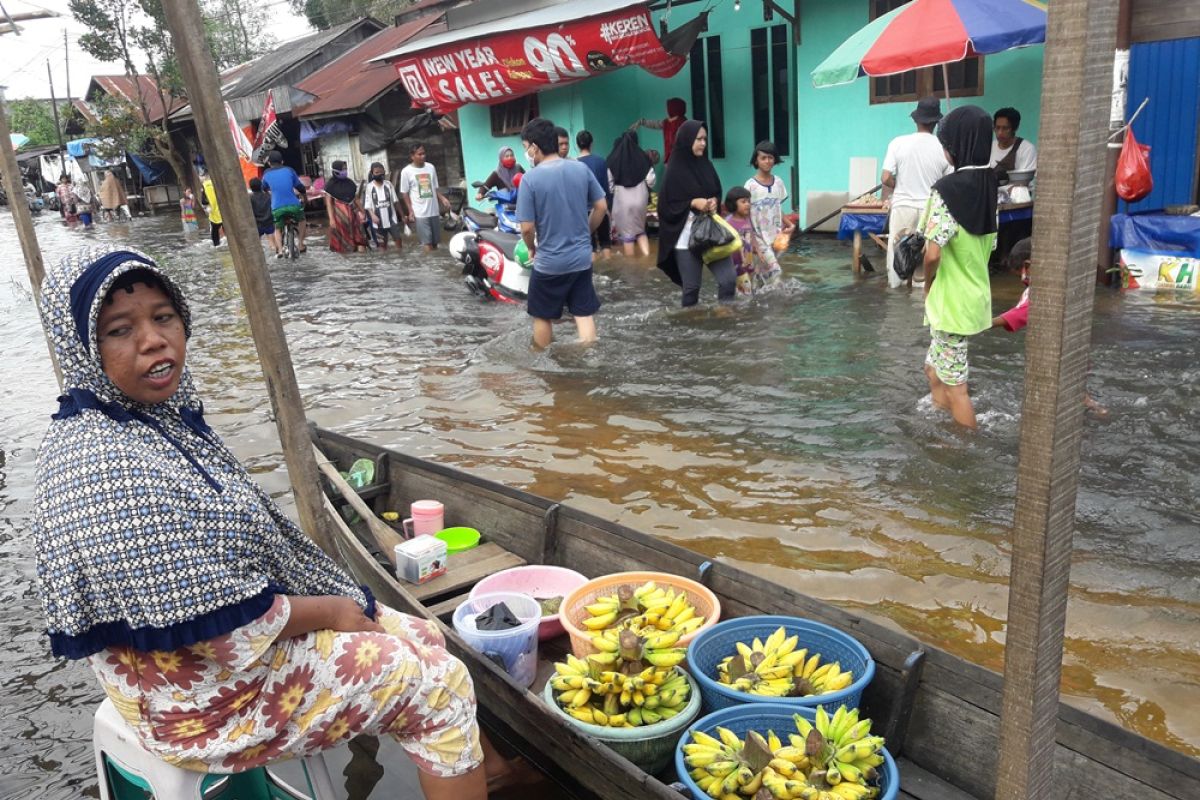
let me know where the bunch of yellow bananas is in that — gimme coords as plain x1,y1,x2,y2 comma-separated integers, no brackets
590,625,688,669
580,581,705,637
680,705,886,800
716,626,854,698
548,631,691,728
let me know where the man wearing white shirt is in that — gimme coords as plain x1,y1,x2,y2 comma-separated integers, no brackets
989,107,1037,184
881,96,953,287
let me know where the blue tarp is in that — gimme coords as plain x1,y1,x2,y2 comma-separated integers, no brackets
299,119,353,144
66,138,97,157
837,211,887,239
129,153,172,186
1110,213,1200,259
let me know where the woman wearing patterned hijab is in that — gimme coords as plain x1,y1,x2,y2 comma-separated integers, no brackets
32,247,491,796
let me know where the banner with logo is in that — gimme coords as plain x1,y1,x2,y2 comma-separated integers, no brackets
392,6,686,114
1118,249,1200,291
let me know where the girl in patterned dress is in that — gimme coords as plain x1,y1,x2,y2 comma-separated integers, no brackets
31,246,495,798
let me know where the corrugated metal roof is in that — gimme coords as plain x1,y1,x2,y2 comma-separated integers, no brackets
171,18,386,122
88,75,185,124
295,15,444,119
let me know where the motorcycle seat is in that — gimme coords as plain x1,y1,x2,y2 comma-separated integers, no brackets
464,208,498,229
477,230,521,260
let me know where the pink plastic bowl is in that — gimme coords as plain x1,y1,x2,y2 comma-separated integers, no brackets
470,566,588,640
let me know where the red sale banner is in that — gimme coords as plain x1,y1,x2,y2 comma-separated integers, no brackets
392,7,686,114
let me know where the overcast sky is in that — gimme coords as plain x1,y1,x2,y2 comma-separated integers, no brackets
1,0,313,100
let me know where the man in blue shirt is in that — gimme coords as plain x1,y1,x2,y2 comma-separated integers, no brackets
261,150,308,255
516,118,607,348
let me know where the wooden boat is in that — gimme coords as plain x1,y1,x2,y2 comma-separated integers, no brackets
312,426,1198,800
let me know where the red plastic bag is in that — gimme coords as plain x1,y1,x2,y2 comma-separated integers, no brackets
1115,128,1152,202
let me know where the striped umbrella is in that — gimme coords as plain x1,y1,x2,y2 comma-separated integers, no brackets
812,0,1047,88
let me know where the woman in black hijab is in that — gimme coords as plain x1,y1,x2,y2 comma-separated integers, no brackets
920,105,999,430
324,159,367,253
607,131,655,256
656,121,736,306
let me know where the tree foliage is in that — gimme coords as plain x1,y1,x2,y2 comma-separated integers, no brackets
204,0,277,70
8,100,61,147
289,0,413,30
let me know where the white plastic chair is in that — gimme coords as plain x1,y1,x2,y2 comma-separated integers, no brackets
93,698,338,799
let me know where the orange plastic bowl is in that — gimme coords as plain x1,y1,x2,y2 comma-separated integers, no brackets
558,571,721,659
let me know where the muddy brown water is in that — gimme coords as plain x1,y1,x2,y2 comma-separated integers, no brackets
0,211,1196,798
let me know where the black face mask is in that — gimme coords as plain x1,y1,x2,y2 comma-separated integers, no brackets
372,174,384,182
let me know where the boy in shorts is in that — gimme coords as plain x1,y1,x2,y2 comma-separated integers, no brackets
248,177,280,256
399,142,449,252
516,118,607,349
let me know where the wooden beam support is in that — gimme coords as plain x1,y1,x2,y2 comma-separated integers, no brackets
995,2,1119,798
0,86,61,387
158,0,336,557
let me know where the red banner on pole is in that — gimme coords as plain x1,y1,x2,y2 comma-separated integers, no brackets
392,7,686,114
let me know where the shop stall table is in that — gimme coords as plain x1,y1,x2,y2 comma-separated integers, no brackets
837,205,888,274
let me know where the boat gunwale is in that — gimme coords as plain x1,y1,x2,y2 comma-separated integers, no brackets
313,426,1200,799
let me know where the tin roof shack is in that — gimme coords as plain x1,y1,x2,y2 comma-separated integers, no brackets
294,14,466,185
70,75,188,208
169,18,387,178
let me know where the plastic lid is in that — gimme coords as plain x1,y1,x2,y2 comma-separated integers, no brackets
436,526,480,553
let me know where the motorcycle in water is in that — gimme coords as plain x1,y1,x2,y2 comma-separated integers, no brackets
448,227,532,304
462,182,520,234
448,180,531,302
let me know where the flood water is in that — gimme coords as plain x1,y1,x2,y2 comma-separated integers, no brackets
1,210,1197,798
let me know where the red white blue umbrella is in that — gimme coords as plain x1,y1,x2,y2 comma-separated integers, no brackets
812,0,1047,88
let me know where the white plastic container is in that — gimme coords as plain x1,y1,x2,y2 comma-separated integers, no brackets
394,535,447,585
452,592,540,687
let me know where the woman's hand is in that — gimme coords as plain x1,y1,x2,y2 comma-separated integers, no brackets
691,197,716,213
325,596,385,634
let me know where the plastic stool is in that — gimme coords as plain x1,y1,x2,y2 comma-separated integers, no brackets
93,698,338,799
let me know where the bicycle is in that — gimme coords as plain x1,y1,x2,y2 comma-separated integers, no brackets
283,215,300,260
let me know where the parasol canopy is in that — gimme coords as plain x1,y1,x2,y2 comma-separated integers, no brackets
812,0,1047,88
10,133,30,150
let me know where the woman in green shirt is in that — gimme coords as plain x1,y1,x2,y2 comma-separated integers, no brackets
920,105,998,429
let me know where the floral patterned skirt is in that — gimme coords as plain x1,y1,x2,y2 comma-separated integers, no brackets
90,599,483,776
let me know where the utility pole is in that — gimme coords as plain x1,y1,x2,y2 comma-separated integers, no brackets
0,85,62,387
46,61,65,156
63,29,71,103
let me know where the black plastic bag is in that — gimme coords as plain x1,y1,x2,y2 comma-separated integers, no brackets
688,212,735,255
475,601,521,631
893,230,926,281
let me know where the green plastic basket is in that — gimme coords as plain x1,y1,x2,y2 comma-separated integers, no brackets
541,670,702,775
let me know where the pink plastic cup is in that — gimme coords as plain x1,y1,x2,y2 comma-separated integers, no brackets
403,500,444,538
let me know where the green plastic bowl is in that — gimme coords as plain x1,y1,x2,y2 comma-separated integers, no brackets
436,526,481,553
541,670,701,774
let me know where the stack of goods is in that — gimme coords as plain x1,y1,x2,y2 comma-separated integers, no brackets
580,580,707,637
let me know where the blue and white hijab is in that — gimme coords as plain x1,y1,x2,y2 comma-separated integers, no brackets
33,246,372,659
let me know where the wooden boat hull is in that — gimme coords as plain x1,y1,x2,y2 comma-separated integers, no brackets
313,426,1199,800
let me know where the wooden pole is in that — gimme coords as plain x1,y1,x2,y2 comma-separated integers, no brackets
0,85,62,388
994,2,1118,799
157,0,336,557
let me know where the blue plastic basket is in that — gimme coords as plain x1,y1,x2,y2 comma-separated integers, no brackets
673,703,899,800
686,615,875,714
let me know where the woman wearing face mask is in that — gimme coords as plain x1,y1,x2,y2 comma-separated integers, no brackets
475,146,524,201
324,160,368,253
656,121,735,307
360,162,403,251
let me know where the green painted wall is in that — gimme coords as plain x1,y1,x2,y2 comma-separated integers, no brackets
456,0,1046,225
